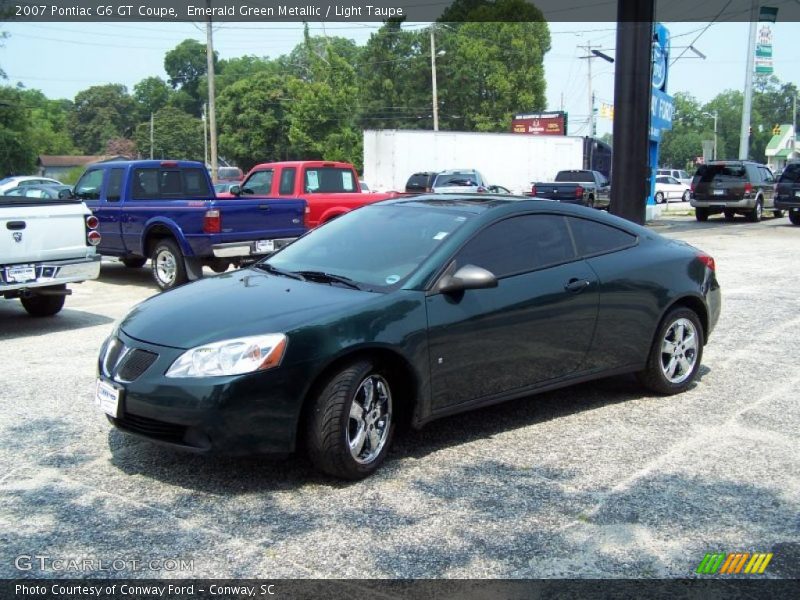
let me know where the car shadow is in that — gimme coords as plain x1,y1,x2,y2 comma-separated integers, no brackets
0,306,113,340
106,370,709,493
97,261,156,288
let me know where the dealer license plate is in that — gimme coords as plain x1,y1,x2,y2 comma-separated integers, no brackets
255,240,275,253
95,379,121,418
712,189,725,196
6,265,36,283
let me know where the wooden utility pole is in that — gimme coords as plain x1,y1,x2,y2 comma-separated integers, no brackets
206,1,218,182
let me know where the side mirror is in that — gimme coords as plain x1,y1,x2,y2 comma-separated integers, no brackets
229,185,241,196
59,189,73,199
437,264,498,294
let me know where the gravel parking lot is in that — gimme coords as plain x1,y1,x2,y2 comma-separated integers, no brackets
1,213,798,580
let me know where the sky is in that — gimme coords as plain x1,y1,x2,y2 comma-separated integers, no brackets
3,19,800,139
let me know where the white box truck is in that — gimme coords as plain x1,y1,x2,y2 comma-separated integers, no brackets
362,129,612,195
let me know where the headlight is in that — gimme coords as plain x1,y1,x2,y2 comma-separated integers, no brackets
165,334,287,378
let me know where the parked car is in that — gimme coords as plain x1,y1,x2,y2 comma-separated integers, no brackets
405,171,438,194
530,169,611,209
97,196,721,480
3,184,73,200
431,169,490,194
223,161,399,228
774,161,800,225
73,160,306,290
0,176,64,194
690,160,779,222
657,168,692,187
359,179,372,193
2,192,100,316
214,166,244,183
213,182,239,195
654,176,691,204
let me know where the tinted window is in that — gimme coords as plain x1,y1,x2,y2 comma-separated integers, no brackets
696,164,746,182
132,169,159,199
406,173,435,191
217,167,243,181
456,215,576,278
107,168,124,201
568,217,636,256
279,168,296,195
75,169,104,200
433,172,480,187
243,169,274,195
779,163,800,183
184,168,211,196
304,167,355,193
554,171,593,183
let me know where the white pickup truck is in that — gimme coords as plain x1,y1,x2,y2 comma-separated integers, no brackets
1,195,101,316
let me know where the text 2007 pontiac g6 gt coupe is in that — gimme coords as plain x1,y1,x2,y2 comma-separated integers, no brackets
96,196,721,479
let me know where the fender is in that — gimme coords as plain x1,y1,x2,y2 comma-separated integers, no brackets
316,207,351,226
139,217,195,257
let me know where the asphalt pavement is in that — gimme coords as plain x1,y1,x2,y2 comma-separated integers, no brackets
0,212,798,580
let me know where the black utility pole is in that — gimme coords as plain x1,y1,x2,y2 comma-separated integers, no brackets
610,1,655,225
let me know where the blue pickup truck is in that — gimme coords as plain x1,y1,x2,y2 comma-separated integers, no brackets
73,160,306,290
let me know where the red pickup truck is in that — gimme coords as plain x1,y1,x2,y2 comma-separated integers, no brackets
223,161,397,227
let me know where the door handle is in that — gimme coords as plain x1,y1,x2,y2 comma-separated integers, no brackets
564,278,591,292
258,205,271,210
6,221,26,230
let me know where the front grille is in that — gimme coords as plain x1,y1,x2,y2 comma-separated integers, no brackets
113,413,188,444
116,349,158,382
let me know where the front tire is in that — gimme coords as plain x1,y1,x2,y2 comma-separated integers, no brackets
21,285,66,317
655,192,665,204
682,190,690,203
746,198,763,222
151,239,187,291
637,307,704,395
306,360,395,480
695,207,709,222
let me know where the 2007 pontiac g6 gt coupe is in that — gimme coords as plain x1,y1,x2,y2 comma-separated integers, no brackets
96,196,720,479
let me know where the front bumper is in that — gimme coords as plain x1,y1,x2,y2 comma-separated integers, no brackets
98,330,308,455
1,255,100,293
211,238,296,259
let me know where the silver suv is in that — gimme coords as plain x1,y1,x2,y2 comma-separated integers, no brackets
431,169,488,193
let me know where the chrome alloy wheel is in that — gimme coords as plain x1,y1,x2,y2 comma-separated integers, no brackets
155,248,177,286
660,317,699,384
347,374,392,464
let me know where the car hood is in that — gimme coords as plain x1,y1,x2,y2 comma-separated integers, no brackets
119,268,379,349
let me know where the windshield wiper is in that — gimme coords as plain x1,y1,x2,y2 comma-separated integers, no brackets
254,263,305,281
296,270,362,290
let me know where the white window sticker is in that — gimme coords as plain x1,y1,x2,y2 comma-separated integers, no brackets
306,171,319,192
342,173,354,191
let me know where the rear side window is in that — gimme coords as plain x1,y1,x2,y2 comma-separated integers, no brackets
780,163,800,183
279,168,296,195
456,214,577,278
132,168,211,199
74,169,104,200
184,168,211,196
106,168,125,201
757,166,774,184
304,167,355,193
568,217,636,256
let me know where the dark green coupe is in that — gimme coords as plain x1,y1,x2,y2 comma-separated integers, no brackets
96,196,721,479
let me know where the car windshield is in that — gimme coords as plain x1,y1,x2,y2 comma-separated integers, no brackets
265,204,474,291
434,174,477,187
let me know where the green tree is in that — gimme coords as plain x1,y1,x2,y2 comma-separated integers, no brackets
164,39,216,117
69,84,137,154
215,55,280,93
133,106,203,161
0,86,37,174
133,76,173,122
19,89,76,156
660,92,710,168
216,72,294,170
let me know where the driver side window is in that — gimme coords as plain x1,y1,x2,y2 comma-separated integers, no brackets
243,170,273,195
74,169,104,200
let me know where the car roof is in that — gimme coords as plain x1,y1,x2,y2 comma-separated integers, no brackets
436,169,479,175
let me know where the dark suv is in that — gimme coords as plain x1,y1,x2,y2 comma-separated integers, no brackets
690,160,778,222
774,161,800,225
405,171,438,194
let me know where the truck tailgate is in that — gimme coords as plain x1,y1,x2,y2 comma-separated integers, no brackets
533,184,581,200
215,198,306,240
1,201,89,265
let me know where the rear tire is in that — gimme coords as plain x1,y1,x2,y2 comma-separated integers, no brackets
122,257,147,269
682,190,690,203
306,360,395,480
695,207,709,222
655,192,665,204
790,211,800,226
637,307,704,395
746,199,763,222
151,239,187,291
21,285,66,317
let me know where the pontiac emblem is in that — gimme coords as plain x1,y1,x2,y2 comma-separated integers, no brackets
13,232,22,243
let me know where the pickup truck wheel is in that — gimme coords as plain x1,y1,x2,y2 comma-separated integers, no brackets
21,285,66,317
151,239,187,290
122,257,147,269
695,207,709,222
746,199,763,222
654,192,664,204
790,210,800,225
306,360,395,480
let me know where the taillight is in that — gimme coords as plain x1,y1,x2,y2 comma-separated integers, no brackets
744,182,753,195
85,214,100,246
530,184,537,197
477,186,487,193
304,205,310,228
690,182,695,193
203,209,221,234
575,185,584,198
698,253,716,272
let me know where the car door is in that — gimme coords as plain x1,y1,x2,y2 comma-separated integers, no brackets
595,172,611,206
758,166,776,209
426,213,599,411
